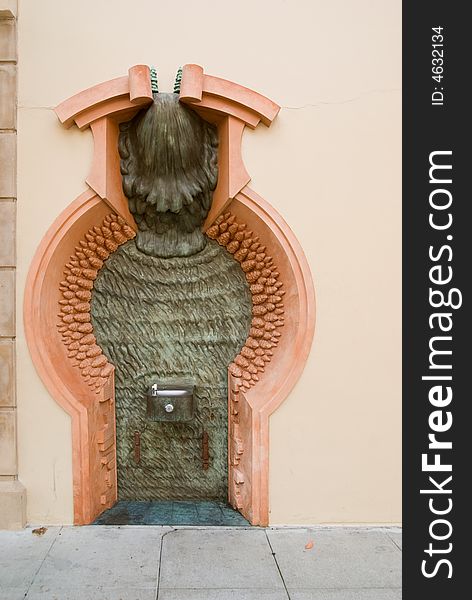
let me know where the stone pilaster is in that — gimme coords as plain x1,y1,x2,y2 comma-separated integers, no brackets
0,0,26,529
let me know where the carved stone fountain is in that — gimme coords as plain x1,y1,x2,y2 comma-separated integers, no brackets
24,65,315,525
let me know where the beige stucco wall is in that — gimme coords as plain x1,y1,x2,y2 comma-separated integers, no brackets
16,0,401,524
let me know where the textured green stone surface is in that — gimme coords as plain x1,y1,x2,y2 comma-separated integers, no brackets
91,240,251,500
93,500,250,526
91,93,251,501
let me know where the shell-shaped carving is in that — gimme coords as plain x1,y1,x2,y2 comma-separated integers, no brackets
57,213,136,393
209,211,284,391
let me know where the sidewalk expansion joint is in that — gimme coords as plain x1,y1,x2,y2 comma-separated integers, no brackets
24,526,63,598
264,529,291,600
155,527,177,600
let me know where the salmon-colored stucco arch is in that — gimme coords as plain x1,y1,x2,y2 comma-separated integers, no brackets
24,64,315,525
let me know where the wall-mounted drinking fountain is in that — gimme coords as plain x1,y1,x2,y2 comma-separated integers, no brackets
146,382,195,423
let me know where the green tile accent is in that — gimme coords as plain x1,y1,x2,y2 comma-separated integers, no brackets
94,501,250,526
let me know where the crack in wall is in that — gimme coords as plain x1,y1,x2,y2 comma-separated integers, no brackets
281,87,401,110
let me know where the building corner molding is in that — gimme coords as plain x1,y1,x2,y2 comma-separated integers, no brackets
0,1,27,529
0,480,26,529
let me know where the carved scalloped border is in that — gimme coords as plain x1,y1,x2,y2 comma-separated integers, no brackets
58,210,283,394
206,211,284,390
57,213,136,392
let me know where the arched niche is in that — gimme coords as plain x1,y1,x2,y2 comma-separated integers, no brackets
24,64,315,525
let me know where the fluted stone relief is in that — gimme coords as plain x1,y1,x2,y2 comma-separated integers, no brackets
119,93,218,258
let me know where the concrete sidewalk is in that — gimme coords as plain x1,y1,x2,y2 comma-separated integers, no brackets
0,526,402,599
